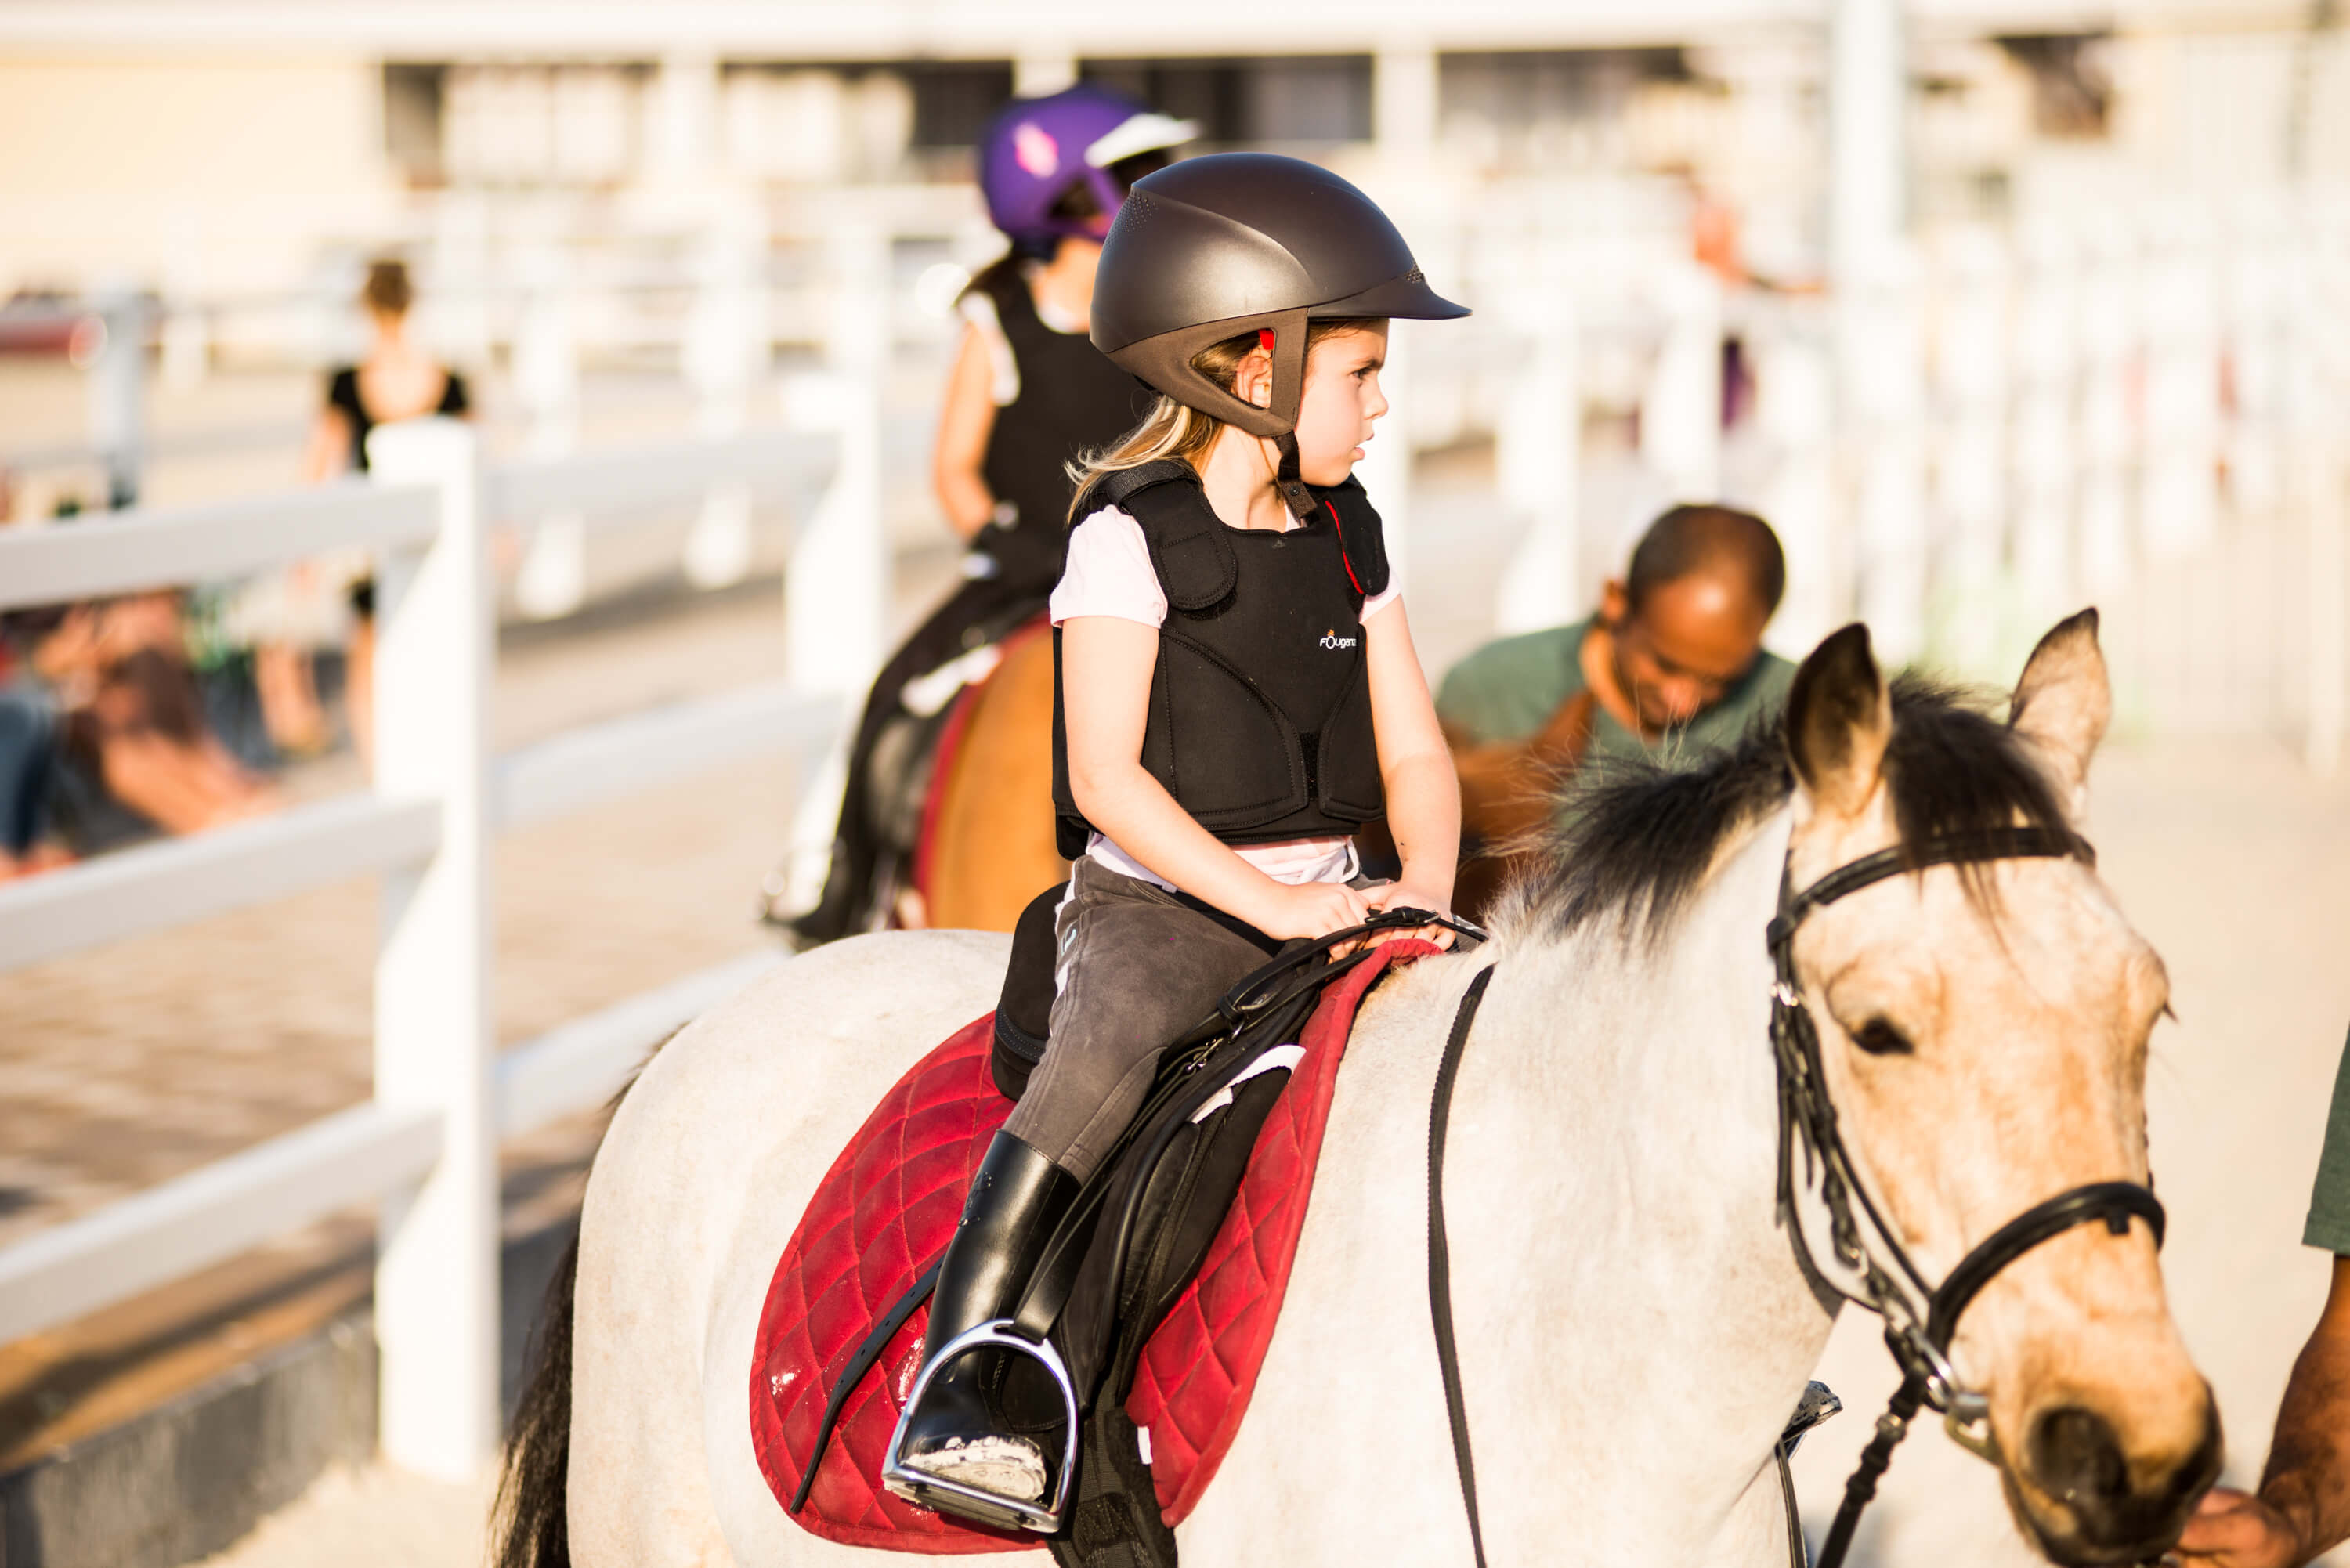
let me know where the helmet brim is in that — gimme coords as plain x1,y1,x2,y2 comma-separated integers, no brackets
1085,113,1199,169
1314,271,1470,323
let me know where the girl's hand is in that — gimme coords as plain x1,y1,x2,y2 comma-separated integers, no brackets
1358,880,1460,952
1253,880,1372,943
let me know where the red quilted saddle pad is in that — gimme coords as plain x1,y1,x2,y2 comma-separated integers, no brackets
749,940,1437,1552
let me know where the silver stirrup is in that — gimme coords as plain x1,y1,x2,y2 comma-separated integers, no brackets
880,1319,1080,1534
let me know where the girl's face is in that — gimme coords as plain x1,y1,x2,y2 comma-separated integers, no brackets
1290,323,1390,486
1232,322,1391,489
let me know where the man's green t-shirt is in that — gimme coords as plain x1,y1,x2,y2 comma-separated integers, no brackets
2305,1028,2350,1253
1436,616,1795,768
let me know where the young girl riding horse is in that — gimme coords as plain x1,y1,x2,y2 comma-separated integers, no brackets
888,152,1470,1519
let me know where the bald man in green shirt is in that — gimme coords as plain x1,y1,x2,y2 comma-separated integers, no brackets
1437,504,1794,916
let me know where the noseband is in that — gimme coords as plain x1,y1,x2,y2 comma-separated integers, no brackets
1769,825,2165,1568
1425,823,2167,1568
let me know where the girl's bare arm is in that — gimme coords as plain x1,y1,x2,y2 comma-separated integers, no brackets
1363,600,1462,924
931,323,1000,540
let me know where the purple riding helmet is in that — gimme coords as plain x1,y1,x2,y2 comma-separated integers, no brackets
978,84,1196,254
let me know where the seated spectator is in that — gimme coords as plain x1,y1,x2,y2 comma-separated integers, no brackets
0,680,69,880
1434,503,1794,919
2,591,275,848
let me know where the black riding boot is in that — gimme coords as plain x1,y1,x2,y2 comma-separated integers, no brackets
888,1132,1072,1512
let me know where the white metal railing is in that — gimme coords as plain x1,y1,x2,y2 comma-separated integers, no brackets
0,414,862,1478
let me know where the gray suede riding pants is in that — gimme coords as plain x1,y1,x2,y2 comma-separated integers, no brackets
1000,857,1280,1183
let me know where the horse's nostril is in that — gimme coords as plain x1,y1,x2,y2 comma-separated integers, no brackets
2030,1405,2130,1508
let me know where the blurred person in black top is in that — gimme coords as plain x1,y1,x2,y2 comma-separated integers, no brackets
262,258,470,764
779,85,1191,945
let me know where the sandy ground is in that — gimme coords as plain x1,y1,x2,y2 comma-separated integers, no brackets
189,1464,501,1568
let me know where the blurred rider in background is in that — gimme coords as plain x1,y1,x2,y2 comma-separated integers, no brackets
775,84,1193,945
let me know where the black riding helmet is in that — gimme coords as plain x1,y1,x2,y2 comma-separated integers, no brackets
1090,153,1469,446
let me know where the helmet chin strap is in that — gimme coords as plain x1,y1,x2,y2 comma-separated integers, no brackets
1272,432,1317,521
1253,329,1318,520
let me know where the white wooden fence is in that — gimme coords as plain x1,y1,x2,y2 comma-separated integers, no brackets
0,416,857,1478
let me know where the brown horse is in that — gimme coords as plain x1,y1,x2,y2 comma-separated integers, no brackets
902,618,1066,933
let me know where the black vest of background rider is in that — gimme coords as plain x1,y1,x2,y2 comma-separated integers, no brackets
973,267,1155,596
1050,461,1391,862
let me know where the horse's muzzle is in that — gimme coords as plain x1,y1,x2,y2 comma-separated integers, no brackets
2010,1391,2223,1566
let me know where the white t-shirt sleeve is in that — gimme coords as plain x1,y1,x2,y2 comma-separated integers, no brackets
1361,580,1401,620
1050,508,1167,628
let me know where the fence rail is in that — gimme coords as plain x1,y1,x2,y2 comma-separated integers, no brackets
0,414,857,1477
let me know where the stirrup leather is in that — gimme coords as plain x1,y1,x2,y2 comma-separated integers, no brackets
881,1319,1081,1534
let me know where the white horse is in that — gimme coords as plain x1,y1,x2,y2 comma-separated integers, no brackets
498,612,2217,1568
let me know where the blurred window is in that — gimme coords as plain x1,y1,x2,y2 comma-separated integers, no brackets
1079,57,1372,146
383,63,447,187
1994,34,2113,139
902,61,1018,149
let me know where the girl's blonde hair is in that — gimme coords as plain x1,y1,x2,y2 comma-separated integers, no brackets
1065,317,1380,523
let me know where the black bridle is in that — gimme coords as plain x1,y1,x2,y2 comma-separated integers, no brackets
1427,823,2167,1568
1766,824,2164,1567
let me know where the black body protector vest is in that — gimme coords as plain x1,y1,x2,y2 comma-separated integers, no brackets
974,268,1156,595
1050,461,1391,861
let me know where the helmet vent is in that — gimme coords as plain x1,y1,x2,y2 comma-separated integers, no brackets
1128,193,1156,224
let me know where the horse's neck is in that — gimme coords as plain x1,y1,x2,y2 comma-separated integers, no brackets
1455,811,1835,1555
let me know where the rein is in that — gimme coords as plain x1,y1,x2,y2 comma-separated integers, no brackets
1426,825,2167,1568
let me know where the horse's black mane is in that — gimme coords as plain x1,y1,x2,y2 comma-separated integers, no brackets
1506,674,2075,945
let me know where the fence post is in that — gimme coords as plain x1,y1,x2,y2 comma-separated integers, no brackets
683,212,768,590
1641,258,1723,504
1756,319,1839,658
786,222,888,694
1845,248,1928,666
1495,276,1582,634
87,283,149,511
2077,222,2138,602
2012,220,2081,626
1925,228,2012,677
366,417,498,1479
513,246,586,620
773,223,889,921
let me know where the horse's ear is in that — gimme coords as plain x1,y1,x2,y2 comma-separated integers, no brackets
1787,623,1891,820
2008,608,2110,808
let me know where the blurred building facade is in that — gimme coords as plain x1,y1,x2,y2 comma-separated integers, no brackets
0,1,2342,299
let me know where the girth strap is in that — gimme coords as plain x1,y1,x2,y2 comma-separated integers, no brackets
788,1259,942,1514
1426,965,1497,1568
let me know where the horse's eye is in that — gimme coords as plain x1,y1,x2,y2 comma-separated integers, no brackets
1852,1017,1914,1057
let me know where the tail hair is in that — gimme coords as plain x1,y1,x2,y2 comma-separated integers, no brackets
492,1230,578,1568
